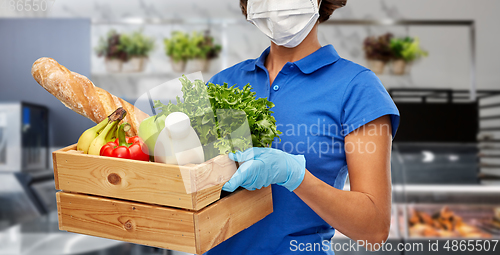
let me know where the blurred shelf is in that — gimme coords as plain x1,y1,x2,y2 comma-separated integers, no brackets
91,72,180,76
91,18,475,26
90,65,220,80
91,18,238,25
90,72,215,78
345,184,500,194
394,185,500,194
89,71,219,102
90,71,218,87
480,169,500,178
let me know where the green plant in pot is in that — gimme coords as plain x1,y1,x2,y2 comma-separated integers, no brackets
185,31,222,73
363,33,393,75
164,31,192,73
95,30,128,73
120,31,155,72
204,35,222,61
389,36,428,75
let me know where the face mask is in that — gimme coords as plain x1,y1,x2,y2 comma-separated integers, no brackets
247,0,320,48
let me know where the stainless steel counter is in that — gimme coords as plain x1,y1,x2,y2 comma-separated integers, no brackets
0,211,126,255
0,174,40,230
0,211,192,255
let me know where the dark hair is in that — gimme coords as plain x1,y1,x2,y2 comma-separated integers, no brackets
239,0,347,23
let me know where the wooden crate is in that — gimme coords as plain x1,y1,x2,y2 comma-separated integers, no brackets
53,145,273,254
53,144,240,210
56,187,272,254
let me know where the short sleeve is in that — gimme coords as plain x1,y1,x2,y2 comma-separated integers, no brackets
341,70,400,139
207,73,220,85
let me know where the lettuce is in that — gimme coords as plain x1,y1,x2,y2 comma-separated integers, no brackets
152,76,281,159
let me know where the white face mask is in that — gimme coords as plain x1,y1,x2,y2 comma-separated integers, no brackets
247,0,320,48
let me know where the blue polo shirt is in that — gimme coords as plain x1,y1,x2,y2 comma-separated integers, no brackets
205,45,400,255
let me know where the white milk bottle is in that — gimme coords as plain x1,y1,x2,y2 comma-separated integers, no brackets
154,112,205,165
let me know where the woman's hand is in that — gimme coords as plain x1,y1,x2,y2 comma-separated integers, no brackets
223,147,306,192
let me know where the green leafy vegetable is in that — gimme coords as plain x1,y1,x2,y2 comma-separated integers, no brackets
188,31,222,60
164,31,192,63
164,31,222,62
95,30,155,61
153,76,281,158
363,33,393,62
95,30,127,61
390,36,428,62
119,31,155,58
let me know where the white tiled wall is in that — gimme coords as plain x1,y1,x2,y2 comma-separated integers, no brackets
1,0,499,91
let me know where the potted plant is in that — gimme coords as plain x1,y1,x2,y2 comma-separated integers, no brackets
164,31,191,73
363,33,393,75
204,32,222,63
389,36,428,75
186,31,222,73
120,31,155,73
95,30,128,73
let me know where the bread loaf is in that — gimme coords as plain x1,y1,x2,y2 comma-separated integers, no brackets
31,57,148,136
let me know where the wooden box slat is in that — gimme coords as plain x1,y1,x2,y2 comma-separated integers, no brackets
53,145,237,210
194,186,274,252
57,186,273,254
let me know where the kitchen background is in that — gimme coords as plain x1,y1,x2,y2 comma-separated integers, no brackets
1,0,500,254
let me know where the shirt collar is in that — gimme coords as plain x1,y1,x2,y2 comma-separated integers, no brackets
241,47,270,72
240,45,340,74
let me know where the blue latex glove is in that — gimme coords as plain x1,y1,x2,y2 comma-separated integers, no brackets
223,147,306,192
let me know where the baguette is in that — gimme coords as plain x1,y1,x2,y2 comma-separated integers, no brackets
31,57,149,137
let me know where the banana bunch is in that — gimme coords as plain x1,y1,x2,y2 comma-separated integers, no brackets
77,107,127,155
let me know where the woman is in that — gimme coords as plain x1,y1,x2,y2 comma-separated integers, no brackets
207,0,400,254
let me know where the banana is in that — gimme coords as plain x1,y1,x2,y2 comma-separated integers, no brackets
105,121,119,143
87,108,127,155
76,118,109,154
76,107,127,154
88,120,120,156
